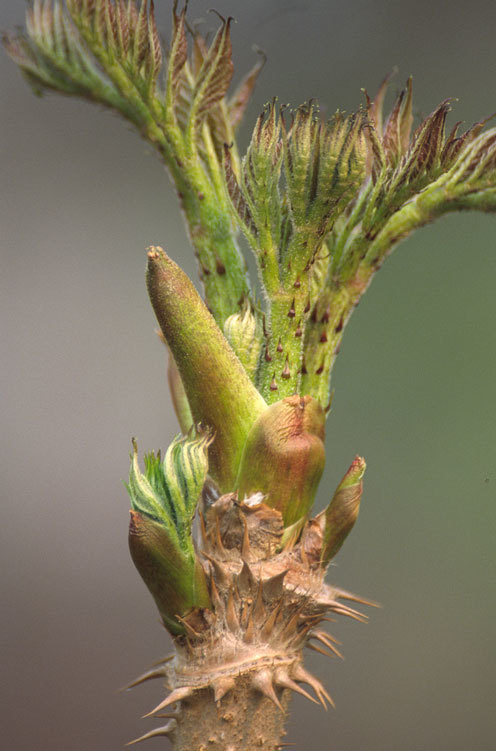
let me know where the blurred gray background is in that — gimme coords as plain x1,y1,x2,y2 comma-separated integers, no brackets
1,1,495,749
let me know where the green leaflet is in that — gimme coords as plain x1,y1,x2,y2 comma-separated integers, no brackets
127,430,212,545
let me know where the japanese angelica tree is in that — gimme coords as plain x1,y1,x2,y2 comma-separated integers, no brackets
5,2,496,749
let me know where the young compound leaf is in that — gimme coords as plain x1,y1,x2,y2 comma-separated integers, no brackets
190,14,234,126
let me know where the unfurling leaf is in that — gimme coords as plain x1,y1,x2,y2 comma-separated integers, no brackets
126,433,213,634
283,105,367,235
168,2,187,92
127,431,212,539
236,395,326,527
190,14,234,124
381,77,413,164
223,145,258,240
390,99,451,190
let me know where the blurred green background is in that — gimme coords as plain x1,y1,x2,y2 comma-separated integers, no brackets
1,1,495,749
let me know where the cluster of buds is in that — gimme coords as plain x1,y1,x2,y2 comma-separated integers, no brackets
130,247,367,640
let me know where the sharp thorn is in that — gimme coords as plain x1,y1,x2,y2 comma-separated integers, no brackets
237,560,256,595
203,553,230,588
327,600,368,622
214,516,228,556
291,664,335,710
244,610,255,643
143,687,193,717
261,602,282,641
274,667,319,705
334,588,381,608
126,721,177,745
262,569,288,600
310,631,344,659
241,515,253,561
308,643,337,659
122,667,166,690
251,669,284,711
153,713,178,719
333,607,368,623
252,580,266,623
226,586,240,632
279,604,306,644
209,572,223,612
149,654,174,668
212,676,236,702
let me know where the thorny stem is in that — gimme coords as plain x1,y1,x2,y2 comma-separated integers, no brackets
168,679,291,751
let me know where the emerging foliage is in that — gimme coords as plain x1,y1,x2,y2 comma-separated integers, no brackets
5,9,496,744
127,430,213,633
6,4,496,412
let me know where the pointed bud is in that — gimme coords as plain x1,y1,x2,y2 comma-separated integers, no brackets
320,456,366,566
129,510,211,635
146,247,266,490
236,100,283,256
236,395,325,527
223,302,262,381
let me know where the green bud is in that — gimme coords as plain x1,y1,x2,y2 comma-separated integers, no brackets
129,511,210,635
317,111,368,213
283,104,367,235
146,247,267,490
223,302,262,381
320,456,366,566
232,100,284,270
236,395,325,528
282,103,320,227
126,432,213,634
